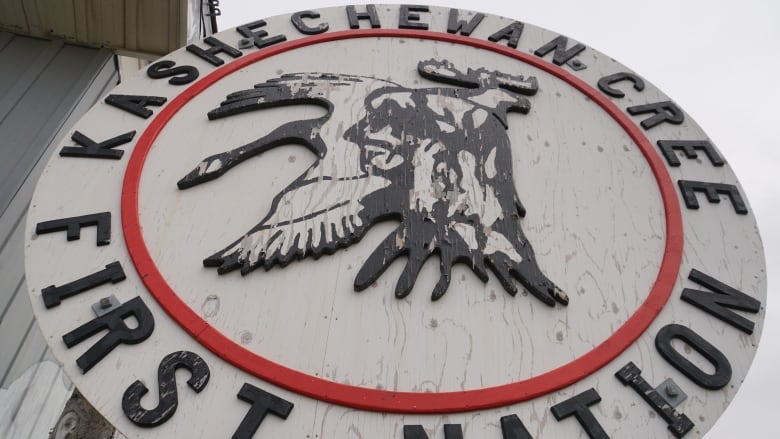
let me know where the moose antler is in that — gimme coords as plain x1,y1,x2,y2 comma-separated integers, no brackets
417,59,538,95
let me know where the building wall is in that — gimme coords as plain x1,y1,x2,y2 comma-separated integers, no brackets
0,32,119,438
0,0,201,59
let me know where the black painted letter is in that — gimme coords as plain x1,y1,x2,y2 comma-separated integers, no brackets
615,361,694,438
597,72,645,98
488,22,524,48
236,20,287,49
122,351,210,427
657,140,724,167
147,60,199,85
404,424,463,439
62,296,155,373
59,131,135,160
346,4,381,29
678,180,748,214
291,11,329,35
36,212,111,246
187,36,242,66
500,415,534,439
399,5,429,30
447,9,484,36
550,388,608,439
40,261,125,309
681,269,761,334
233,383,293,439
105,95,167,119
534,36,586,66
627,101,684,129
656,324,732,390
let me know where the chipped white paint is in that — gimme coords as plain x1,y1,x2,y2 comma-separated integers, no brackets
24,5,766,439
471,107,489,128
435,120,456,133
411,139,443,212
468,87,527,113
229,172,389,265
204,158,222,174
452,150,504,226
485,146,498,179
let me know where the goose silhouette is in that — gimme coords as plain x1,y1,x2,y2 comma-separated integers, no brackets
178,59,567,306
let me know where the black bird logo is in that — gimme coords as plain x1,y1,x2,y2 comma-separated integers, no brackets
178,59,568,306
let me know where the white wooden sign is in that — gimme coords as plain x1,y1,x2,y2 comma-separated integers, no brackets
25,5,766,438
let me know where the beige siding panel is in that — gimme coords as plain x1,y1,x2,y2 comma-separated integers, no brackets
80,0,124,49
0,1,28,34
136,0,170,55
33,0,78,42
123,0,138,51
101,0,126,49
0,0,205,57
19,1,42,37
171,0,184,54
73,0,89,42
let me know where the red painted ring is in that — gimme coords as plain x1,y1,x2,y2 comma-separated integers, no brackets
122,29,683,413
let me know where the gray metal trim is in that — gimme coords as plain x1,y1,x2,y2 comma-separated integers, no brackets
0,46,114,216
0,32,13,52
0,40,64,125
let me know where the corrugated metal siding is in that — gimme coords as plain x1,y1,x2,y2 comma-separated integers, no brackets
0,0,199,58
0,32,119,438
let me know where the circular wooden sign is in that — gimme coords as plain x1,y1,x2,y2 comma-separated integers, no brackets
25,5,766,438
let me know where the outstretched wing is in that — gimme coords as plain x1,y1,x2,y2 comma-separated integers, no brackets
205,166,390,274
184,73,400,274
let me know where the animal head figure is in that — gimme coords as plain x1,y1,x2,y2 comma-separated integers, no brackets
178,59,567,306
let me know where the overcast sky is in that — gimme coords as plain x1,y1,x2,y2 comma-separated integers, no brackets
216,2,779,437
